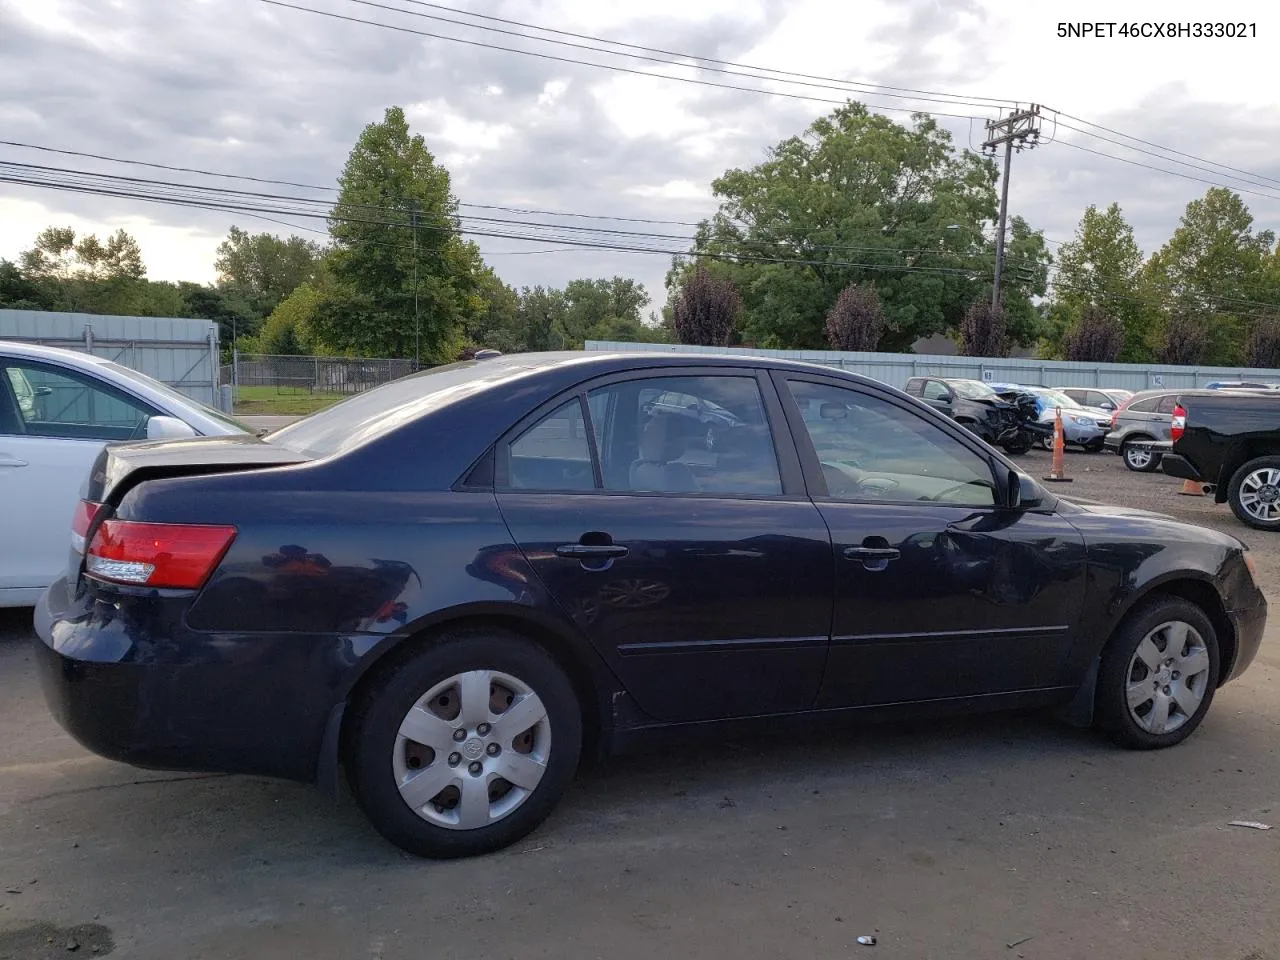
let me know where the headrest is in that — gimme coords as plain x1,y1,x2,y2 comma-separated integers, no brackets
638,416,667,461
820,401,848,420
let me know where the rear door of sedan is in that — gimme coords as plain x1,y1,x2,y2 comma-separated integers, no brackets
772,371,1088,707
494,366,834,723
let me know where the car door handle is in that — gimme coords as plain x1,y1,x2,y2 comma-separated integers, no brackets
0,454,28,468
556,544,629,560
843,546,900,561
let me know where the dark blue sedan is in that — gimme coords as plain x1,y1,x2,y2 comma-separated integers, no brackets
34,352,1267,858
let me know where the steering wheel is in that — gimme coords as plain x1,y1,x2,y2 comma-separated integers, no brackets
919,479,990,503
855,476,899,498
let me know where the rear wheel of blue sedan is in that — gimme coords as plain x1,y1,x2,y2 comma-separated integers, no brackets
1095,597,1220,750
346,628,582,858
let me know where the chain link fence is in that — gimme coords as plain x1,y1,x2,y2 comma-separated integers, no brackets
231,354,420,397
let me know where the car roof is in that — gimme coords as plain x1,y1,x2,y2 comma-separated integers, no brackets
0,339,120,369
464,349,896,389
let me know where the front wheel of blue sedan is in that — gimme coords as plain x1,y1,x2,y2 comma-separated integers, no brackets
346,628,583,859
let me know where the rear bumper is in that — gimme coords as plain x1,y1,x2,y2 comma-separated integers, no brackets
34,576,360,783
1159,453,1203,482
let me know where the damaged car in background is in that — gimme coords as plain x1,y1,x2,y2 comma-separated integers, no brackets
904,376,1050,454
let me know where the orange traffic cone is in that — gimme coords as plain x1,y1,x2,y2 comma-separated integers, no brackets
1177,478,1205,497
1043,407,1073,483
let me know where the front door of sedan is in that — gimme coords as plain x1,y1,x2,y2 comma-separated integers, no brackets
775,374,1088,708
495,370,834,723
0,358,159,602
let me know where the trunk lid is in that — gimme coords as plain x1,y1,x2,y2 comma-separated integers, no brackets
70,436,308,586
85,434,308,503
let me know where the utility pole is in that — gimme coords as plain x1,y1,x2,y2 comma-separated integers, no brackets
410,201,421,369
982,104,1041,310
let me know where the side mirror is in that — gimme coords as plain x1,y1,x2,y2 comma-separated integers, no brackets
34,386,53,398
146,415,198,441
1006,470,1044,510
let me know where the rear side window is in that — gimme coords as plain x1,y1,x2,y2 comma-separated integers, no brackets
507,399,594,491
1128,397,1159,413
1156,395,1179,414
904,378,924,397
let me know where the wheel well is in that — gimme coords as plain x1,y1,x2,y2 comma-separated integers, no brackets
1218,445,1280,494
1128,581,1236,687
339,614,605,768
1122,433,1154,445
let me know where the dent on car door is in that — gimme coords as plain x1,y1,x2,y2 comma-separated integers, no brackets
774,374,1089,707
495,369,834,723
0,358,159,594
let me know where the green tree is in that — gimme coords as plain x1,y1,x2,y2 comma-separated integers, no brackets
998,217,1053,347
1043,203,1154,361
687,102,1005,352
559,277,649,348
1142,188,1275,364
214,226,323,316
248,282,323,355
462,265,523,352
516,285,567,351
17,226,149,314
178,282,261,353
0,259,52,309
310,106,474,362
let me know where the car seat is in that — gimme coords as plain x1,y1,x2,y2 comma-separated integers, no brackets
629,416,701,493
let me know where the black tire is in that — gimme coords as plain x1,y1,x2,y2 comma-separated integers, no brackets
1085,439,1105,453
1121,437,1161,472
346,628,583,859
1037,434,1055,451
1227,455,1280,531
1001,435,1031,455
1094,596,1220,750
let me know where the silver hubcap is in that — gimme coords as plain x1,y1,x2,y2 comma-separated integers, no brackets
1125,621,1210,735
1238,467,1280,522
1126,446,1152,468
393,670,551,831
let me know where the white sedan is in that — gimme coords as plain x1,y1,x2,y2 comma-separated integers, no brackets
0,340,251,608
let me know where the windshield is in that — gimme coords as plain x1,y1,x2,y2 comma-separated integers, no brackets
949,380,996,399
99,361,253,434
1036,389,1082,409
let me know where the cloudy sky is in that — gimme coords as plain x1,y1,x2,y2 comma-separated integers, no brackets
2,0,1278,319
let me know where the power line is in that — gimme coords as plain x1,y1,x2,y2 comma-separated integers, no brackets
1054,139,1280,206
383,0,1017,107
257,0,993,121
0,138,708,226
1050,109,1280,191
1051,118,1280,196
344,0,1014,111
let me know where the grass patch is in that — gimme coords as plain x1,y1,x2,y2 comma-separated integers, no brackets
233,385,347,416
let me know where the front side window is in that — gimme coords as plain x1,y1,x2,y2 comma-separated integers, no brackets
922,380,950,401
786,380,997,506
1,361,156,441
588,375,782,496
1128,397,1159,413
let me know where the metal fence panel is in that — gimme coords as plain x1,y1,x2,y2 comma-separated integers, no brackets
233,354,419,395
0,310,220,407
583,341,1280,391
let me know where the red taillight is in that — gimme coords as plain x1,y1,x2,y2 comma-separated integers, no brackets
1171,404,1186,442
71,500,104,554
86,520,237,589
